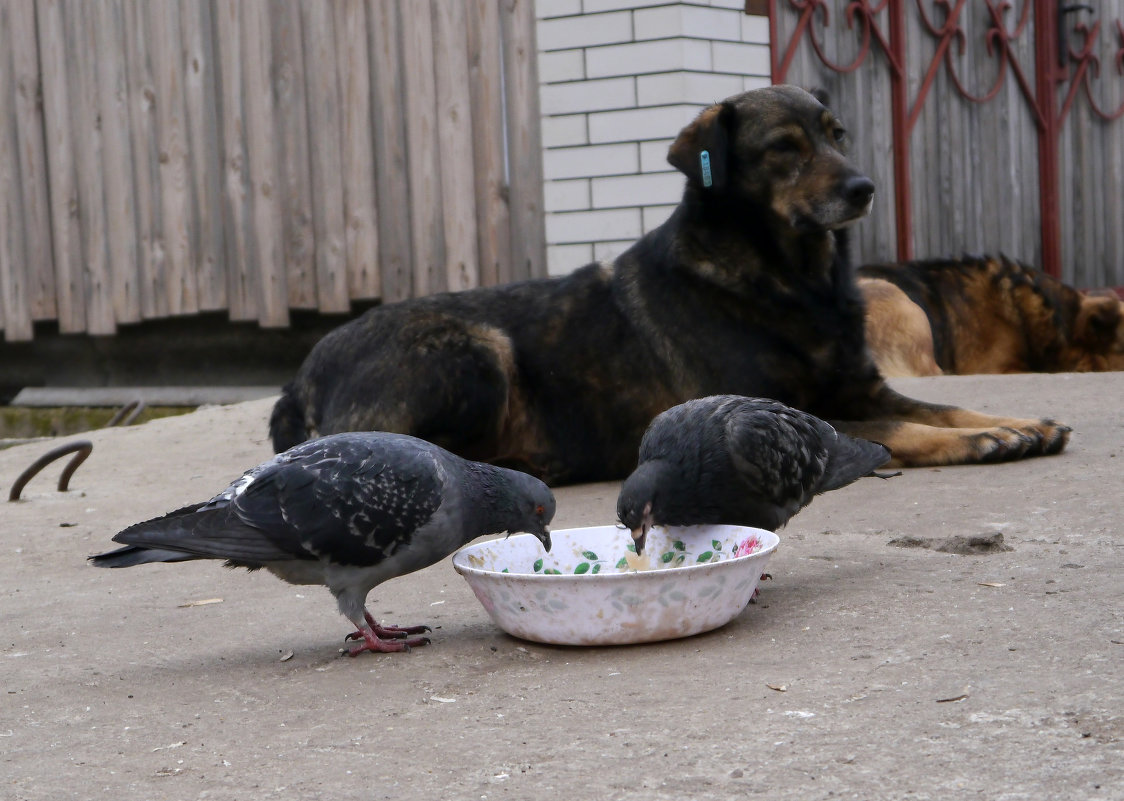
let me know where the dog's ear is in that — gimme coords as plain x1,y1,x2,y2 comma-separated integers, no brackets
667,102,733,190
1074,295,1122,346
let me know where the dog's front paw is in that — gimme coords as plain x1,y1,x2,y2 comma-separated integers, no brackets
1030,419,1071,455
973,427,1036,463
992,418,1071,457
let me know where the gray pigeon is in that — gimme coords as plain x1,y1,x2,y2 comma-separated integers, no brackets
91,432,555,655
617,396,890,553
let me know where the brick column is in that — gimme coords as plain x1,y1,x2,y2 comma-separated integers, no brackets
536,1,771,275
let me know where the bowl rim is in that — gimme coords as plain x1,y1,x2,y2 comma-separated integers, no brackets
452,524,779,581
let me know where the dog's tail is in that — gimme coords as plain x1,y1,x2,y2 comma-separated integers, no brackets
269,383,308,453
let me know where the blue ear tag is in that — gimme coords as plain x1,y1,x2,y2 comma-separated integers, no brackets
700,150,713,188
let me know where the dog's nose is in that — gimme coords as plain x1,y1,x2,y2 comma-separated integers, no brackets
843,175,875,207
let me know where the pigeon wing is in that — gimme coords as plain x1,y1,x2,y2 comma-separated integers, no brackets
723,405,830,512
232,435,446,566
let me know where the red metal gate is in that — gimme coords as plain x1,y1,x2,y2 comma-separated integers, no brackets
767,0,1124,284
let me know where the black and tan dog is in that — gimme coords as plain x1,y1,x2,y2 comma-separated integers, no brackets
859,255,1124,376
271,85,1069,484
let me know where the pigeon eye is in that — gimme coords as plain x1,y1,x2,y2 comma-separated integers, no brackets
535,504,544,516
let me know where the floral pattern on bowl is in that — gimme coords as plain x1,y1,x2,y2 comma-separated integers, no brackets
452,524,778,646
525,531,764,575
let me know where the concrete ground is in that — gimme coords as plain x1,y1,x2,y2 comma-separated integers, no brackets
1,373,1120,800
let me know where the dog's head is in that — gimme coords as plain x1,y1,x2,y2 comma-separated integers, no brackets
1074,291,1124,368
668,85,874,231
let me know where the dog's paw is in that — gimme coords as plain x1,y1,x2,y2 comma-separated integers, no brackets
1037,419,1071,455
974,419,1070,461
973,427,1036,463
1013,418,1071,456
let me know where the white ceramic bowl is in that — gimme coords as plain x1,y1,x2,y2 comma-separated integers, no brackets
452,524,778,646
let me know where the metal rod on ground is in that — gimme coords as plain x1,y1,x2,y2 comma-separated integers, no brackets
105,400,146,427
8,440,94,501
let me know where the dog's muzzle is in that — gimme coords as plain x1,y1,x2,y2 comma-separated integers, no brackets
843,174,875,212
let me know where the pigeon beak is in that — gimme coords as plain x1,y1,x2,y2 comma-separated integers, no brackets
630,524,648,556
631,504,653,555
537,526,552,554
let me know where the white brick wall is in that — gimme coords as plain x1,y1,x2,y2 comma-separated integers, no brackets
591,172,685,209
545,207,643,244
536,1,772,275
544,142,639,180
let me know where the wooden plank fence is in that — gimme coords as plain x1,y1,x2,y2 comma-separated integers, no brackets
0,0,545,343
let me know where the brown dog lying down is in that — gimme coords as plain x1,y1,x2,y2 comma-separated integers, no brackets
270,86,1069,484
859,255,1124,377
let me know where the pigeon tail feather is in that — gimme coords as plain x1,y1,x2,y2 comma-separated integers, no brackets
108,506,304,564
89,545,201,568
819,435,891,493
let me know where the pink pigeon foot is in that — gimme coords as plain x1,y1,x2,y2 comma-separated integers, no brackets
344,610,431,653
345,626,431,656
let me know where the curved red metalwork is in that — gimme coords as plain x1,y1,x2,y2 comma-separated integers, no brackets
906,1,1040,130
768,0,1124,279
773,0,899,80
1061,19,1124,121
932,2,1029,106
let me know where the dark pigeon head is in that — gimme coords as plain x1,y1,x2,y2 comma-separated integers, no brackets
500,469,556,553
616,461,663,555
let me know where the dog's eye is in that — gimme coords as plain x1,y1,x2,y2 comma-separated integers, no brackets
769,137,800,154
832,126,846,143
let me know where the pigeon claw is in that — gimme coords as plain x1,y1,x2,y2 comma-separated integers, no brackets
343,611,434,653
345,623,431,641
347,611,432,641
378,622,431,638
345,631,432,656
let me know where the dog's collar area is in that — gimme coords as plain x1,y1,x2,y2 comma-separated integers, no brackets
700,150,713,188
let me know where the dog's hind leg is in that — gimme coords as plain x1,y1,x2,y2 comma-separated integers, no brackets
860,278,943,377
319,319,526,465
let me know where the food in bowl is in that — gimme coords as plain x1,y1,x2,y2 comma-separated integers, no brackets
453,524,778,646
